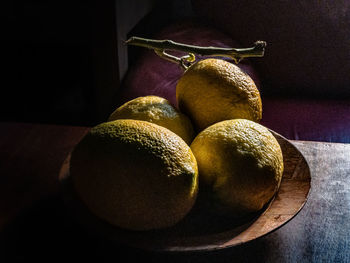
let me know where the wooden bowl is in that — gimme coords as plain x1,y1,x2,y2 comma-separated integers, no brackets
59,131,311,252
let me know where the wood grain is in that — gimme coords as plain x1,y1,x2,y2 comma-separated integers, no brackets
59,131,311,252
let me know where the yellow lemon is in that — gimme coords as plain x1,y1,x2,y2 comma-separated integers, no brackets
176,59,262,131
108,96,195,145
70,119,198,231
190,119,283,217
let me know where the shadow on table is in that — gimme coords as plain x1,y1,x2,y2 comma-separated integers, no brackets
0,194,274,263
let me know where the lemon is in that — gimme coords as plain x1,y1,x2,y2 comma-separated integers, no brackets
190,119,283,217
108,96,195,145
70,119,198,231
176,59,262,131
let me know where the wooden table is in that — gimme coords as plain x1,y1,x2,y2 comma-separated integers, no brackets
0,122,349,262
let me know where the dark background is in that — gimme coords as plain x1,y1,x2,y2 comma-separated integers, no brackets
1,0,191,126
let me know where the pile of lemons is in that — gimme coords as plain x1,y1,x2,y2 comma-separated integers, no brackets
70,59,284,231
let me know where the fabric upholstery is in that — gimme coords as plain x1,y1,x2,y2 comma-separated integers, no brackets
261,97,350,143
192,0,350,98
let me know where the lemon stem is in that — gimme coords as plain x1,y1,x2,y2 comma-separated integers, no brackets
126,36,266,69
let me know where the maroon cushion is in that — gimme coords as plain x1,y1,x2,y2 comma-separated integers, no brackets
116,20,261,108
192,0,350,97
261,98,350,143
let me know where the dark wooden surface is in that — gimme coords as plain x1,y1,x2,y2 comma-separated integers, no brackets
0,122,349,262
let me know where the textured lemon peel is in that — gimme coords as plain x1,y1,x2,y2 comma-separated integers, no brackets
71,119,198,230
108,96,195,145
190,119,283,216
176,59,262,131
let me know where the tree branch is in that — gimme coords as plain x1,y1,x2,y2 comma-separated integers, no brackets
126,36,266,64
